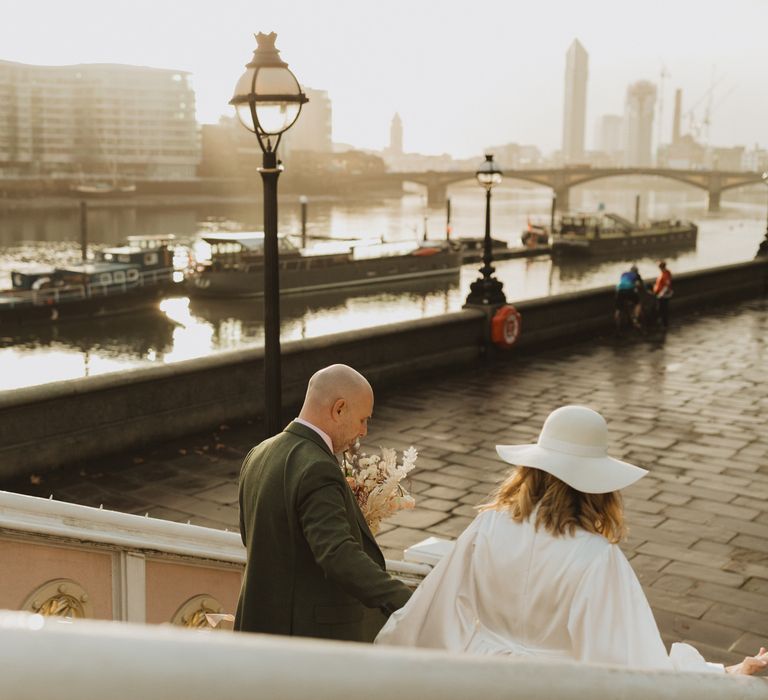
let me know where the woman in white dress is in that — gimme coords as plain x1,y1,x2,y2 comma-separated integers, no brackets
376,405,767,675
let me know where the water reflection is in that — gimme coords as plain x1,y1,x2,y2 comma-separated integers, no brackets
1,183,766,390
0,311,176,389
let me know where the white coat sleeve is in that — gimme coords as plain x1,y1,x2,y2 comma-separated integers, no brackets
568,545,722,672
375,516,483,649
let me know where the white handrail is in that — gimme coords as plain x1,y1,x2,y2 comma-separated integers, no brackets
0,612,765,700
0,490,245,563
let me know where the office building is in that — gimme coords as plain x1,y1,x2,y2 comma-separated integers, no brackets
282,87,332,154
561,39,588,164
389,113,403,155
595,115,623,155
0,59,199,178
624,80,657,166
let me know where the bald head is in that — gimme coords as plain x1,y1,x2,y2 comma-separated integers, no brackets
299,365,373,453
303,364,371,410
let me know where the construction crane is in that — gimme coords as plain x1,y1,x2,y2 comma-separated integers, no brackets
685,68,733,147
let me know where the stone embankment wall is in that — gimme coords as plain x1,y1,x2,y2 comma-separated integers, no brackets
0,259,765,479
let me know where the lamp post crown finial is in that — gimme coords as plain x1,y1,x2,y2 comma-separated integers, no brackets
249,31,288,68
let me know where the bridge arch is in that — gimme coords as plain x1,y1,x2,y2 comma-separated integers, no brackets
382,168,765,212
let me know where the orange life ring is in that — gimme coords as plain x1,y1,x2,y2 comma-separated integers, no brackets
491,304,522,348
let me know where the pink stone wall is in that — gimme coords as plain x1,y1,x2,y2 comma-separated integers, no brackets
0,537,113,619
144,558,242,625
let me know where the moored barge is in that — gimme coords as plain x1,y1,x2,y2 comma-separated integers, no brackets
550,213,697,257
0,236,178,326
187,232,462,298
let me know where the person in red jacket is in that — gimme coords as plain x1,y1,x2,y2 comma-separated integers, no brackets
653,261,673,328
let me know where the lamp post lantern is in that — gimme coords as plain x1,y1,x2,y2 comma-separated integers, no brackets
230,32,308,437
758,172,768,258
464,154,506,306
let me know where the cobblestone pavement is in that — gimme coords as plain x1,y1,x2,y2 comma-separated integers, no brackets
3,297,767,663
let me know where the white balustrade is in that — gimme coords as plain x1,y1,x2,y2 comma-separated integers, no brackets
1,610,766,700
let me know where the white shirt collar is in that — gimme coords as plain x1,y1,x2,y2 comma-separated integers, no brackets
294,417,335,455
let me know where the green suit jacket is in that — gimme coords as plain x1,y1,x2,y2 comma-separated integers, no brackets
234,421,412,642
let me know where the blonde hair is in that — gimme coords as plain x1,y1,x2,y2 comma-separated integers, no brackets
481,466,626,543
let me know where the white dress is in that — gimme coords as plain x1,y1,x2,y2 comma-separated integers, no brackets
376,509,722,672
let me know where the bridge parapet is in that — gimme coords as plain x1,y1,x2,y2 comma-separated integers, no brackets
382,168,766,211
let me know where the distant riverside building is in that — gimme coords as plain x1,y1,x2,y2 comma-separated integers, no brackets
711,146,745,171
0,60,199,178
201,86,331,177
659,134,706,170
389,113,403,155
561,39,588,164
282,87,332,155
594,115,623,155
672,88,683,144
624,80,657,167
199,116,261,179
485,142,543,169
743,144,768,172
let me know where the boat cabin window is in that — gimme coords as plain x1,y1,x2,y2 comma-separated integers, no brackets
212,243,243,256
144,252,158,266
113,271,126,284
127,269,139,282
99,273,112,285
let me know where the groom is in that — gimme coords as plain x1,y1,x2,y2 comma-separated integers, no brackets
234,364,412,642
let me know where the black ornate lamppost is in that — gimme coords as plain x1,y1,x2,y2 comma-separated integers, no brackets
230,32,308,436
465,154,507,306
758,171,768,257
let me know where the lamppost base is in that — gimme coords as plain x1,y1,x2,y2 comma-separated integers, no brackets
464,277,507,307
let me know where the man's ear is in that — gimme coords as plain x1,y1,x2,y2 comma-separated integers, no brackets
331,398,346,421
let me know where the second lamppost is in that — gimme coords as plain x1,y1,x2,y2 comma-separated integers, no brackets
230,32,308,436
758,171,768,257
465,154,507,306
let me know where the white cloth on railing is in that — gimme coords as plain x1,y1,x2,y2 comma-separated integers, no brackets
375,509,723,673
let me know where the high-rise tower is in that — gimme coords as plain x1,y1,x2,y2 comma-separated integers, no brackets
561,39,589,163
389,113,403,155
672,88,682,144
624,81,657,166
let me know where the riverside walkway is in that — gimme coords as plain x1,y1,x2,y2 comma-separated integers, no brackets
2,296,767,664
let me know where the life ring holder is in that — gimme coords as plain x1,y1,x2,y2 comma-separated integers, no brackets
490,304,522,348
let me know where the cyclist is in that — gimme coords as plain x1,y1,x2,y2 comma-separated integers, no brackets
615,264,643,330
653,260,673,328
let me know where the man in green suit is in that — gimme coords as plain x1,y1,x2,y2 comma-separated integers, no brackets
235,364,412,642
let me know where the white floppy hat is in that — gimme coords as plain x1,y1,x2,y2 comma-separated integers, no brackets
496,405,648,494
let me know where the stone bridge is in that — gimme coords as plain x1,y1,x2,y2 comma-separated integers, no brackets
370,167,765,212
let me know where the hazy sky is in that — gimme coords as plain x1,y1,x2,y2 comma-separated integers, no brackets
2,0,766,157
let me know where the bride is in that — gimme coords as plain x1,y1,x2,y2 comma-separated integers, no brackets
376,405,767,675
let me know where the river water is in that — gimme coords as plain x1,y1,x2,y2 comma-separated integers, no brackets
1,181,765,390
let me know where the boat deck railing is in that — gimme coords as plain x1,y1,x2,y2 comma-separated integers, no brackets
0,267,175,308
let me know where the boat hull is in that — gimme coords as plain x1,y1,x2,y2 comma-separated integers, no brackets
0,282,178,328
188,248,462,298
551,225,697,257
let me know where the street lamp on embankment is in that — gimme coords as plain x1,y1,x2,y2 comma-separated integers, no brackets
464,154,506,306
757,172,768,258
230,32,308,437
